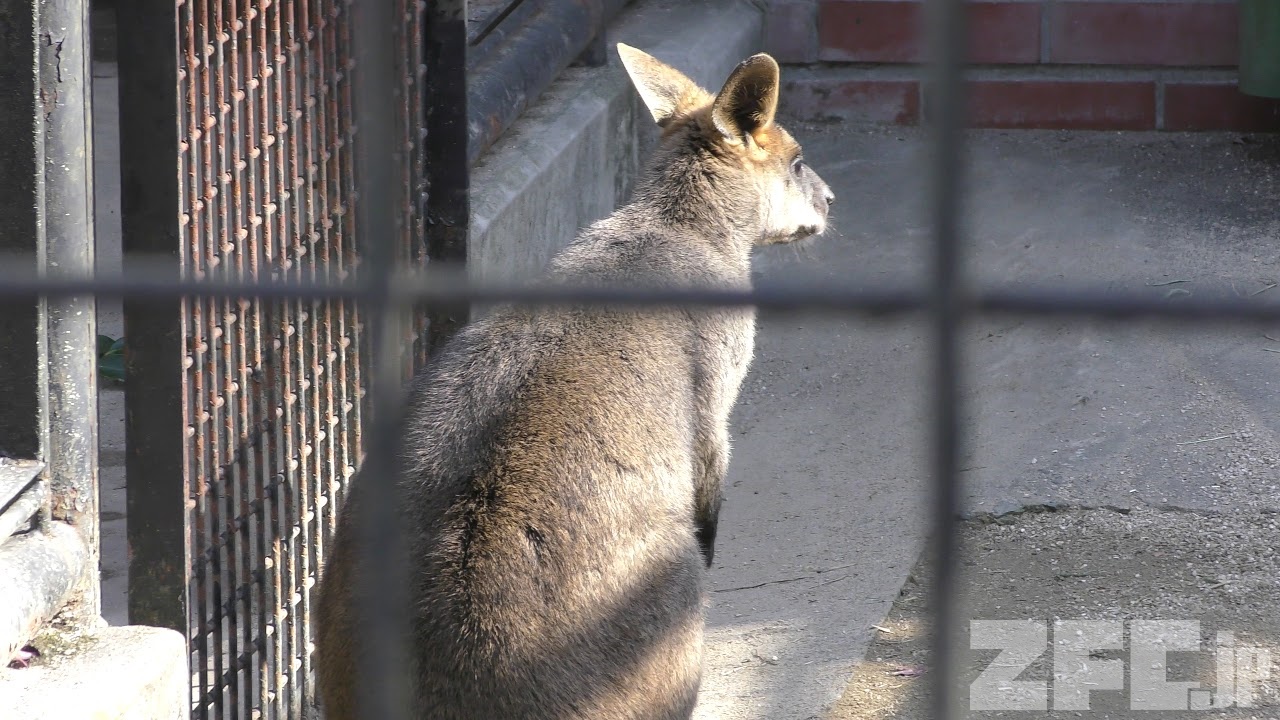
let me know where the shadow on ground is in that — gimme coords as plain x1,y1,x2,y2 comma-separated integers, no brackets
830,507,1280,719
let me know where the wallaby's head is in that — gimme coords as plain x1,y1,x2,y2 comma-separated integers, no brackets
617,43,834,246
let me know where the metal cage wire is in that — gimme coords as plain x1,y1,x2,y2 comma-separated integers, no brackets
171,0,425,715
6,0,1278,718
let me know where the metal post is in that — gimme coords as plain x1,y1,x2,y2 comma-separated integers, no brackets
352,0,412,717
924,1,969,719
117,0,188,632
424,0,470,352
36,0,101,617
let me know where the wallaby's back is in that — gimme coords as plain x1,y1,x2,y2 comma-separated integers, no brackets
315,43,833,720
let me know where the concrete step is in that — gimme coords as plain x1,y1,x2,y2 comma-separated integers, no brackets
0,624,188,720
468,0,765,286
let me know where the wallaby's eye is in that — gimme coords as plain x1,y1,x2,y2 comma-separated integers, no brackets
790,156,804,176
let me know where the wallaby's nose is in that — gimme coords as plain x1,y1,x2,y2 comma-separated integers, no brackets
824,187,835,207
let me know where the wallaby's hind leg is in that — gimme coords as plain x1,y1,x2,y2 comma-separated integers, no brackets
584,602,705,720
655,607,705,720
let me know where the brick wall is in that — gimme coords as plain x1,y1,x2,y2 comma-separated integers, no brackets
768,0,1280,131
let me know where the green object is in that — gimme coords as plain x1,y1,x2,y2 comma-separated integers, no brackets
97,334,125,383
1240,0,1280,98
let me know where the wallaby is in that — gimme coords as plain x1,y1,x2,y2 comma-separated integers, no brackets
314,43,834,720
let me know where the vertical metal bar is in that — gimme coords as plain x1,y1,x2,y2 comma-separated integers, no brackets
36,0,101,624
298,0,337,700
177,0,210,707
423,0,469,354
117,0,190,635
395,0,426,372
924,1,968,720
236,1,284,714
250,1,293,712
207,0,253,714
350,0,411,716
303,1,359,709
292,12,337,713
271,0,318,711
337,0,365,481
263,0,306,710
202,0,237,707
318,29,367,720
192,0,229,713
224,0,279,714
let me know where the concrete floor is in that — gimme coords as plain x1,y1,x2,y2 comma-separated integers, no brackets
695,122,1280,718
93,61,127,628
90,54,1280,717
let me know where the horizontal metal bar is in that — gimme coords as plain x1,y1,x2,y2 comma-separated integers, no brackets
467,0,535,55
0,479,47,544
0,459,44,516
0,267,1276,324
0,520,88,661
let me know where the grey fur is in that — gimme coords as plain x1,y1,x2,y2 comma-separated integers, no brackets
315,44,833,720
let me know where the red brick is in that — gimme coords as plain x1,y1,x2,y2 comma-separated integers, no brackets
782,77,920,124
967,2,1043,64
1164,82,1280,131
818,0,920,62
818,0,1041,64
1049,2,1238,66
961,80,1157,130
765,0,820,64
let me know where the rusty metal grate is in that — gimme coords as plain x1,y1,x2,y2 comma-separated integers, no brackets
174,0,425,716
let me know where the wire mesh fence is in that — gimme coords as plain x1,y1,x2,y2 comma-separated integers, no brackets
124,0,424,715
180,0,351,715
9,0,1280,718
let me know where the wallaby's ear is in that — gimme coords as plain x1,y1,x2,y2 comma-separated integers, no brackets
617,43,710,127
710,53,780,144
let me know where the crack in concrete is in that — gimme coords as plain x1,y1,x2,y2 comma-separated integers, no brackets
964,500,1280,526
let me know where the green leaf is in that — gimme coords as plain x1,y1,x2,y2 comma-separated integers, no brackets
97,334,117,357
98,353,125,383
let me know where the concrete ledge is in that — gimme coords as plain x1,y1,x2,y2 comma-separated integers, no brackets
0,624,188,719
0,521,88,661
468,0,765,285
